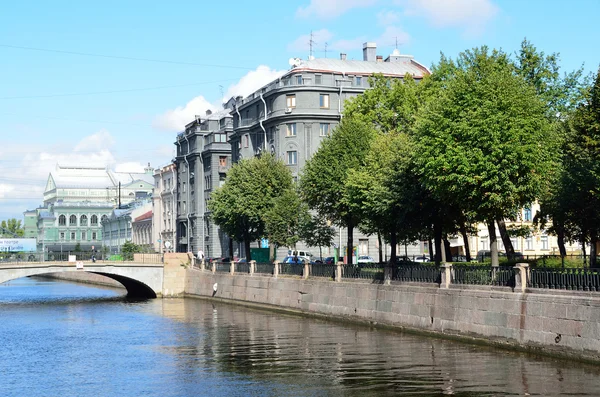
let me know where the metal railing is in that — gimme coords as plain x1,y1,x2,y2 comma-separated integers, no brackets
235,262,250,274
215,262,230,273
394,265,441,283
342,263,384,281
453,265,514,287
310,263,336,279
279,263,304,276
0,252,164,264
254,262,273,275
528,267,600,291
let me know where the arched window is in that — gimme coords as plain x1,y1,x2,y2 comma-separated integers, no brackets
58,215,66,226
69,215,77,226
101,215,109,224
91,215,98,226
80,215,88,226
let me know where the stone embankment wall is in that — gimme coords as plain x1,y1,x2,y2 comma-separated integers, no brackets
37,272,124,289
184,270,600,363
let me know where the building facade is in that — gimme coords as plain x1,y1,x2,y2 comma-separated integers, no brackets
152,163,177,253
35,164,155,253
174,106,234,257
226,43,430,259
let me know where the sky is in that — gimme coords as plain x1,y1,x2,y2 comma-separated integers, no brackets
0,0,599,222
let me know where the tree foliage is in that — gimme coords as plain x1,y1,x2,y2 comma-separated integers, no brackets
121,240,141,261
263,189,310,249
416,47,554,264
300,117,376,261
0,219,24,237
209,153,293,261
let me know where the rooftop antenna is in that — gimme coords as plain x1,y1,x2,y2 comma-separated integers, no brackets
309,30,317,59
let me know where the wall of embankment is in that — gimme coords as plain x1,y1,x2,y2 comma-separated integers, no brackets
37,272,125,289
183,269,600,363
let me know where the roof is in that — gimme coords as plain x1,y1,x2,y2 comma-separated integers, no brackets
133,210,152,222
287,57,430,79
47,165,154,190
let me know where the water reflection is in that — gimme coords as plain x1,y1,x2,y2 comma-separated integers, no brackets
1,278,600,396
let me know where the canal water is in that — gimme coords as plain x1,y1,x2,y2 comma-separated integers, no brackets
1,277,600,396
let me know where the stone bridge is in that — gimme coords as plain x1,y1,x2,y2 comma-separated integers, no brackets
0,253,192,299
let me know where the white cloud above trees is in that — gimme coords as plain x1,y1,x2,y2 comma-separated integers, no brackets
296,0,377,19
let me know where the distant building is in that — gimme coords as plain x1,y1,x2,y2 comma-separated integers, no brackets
102,201,152,254
174,105,234,257
34,164,155,253
152,163,177,253
22,209,37,239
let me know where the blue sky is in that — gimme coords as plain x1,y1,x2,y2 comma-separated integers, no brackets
1,0,599,221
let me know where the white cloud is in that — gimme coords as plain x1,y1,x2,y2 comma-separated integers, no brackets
153,95,216,132
377,10,401,26
374,25,411,48
398,0,498,35
74,129,115,152
223,65,286,102
287,29,334,53
296,0,378,19
114,162,146,173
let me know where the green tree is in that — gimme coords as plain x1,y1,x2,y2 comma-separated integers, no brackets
416,47,553,265
298,214,336,260
121,240,141,261
0,219,24,237
300,117,376,262
209,154,293,261
263,189,310,250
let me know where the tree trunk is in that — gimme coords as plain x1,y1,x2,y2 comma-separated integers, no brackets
557,226,567,257
460,223,472,262
347,220,354,265
487,220,499,266
582,240,587,267
389,230,397,265
428,238,433,262
229,238,234,260
378,233,383,263
496,218,515,260
244,236,252,261
444,238,452,262
433,221,443,265
590,231,598,268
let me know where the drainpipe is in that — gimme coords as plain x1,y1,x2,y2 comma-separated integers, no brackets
183,134,192,253
260,93,268,150
234,102,242,159
170,164,176,253
338,72,345,117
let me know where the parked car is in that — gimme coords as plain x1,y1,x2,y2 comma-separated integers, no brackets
235,258,247,263
413,256,431,263
452,255,468,262
357,255,375,264
282,256,306,264
324,257,336,265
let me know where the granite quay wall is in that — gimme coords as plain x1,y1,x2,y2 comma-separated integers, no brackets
183,264,600,363
36,272,124,289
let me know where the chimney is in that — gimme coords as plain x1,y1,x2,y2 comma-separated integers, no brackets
376,55,383,62
362,42,376,62
206,109,212,116
340,53,347,61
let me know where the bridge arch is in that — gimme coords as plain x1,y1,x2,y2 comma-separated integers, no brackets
0,263,163,299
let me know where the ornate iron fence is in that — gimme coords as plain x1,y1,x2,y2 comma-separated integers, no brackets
310,264,336,279
452,265,514,287
394,265,441,283
279,263,304,276
342,263,384,281
215,262,230,273
254,262,273,275
235,262,250,273
529,267,600,291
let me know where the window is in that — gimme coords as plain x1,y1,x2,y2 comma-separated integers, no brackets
320,94,330,109
286,123,297,136
524,206,532,221
70,232,76,240
286,95,296,108
355,76,362,86
315,74,322,85
58,215,66,226
244,134,249,148
219,156,227,167
214,133,227,143
60,232,65,240
295,75,302,85
101,215,108,224
80,215,88,226
359,239,368,255
525,236,533,250
541,235,549,250
287,151,297,165
481,237,489,251
219,173,226,188
92,232,97,240
319,123,330,136
81,231,86,240
510,237,518,250
182,181,186,193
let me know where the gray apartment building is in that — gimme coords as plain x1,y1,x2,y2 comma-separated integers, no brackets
174,104,234,257
227,43,430,259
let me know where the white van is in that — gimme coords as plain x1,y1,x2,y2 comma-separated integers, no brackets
287,250,312,261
